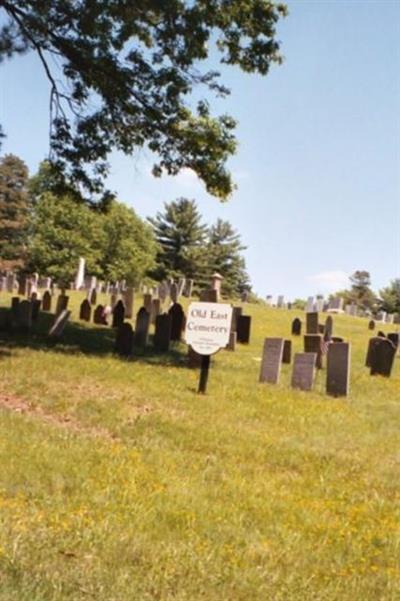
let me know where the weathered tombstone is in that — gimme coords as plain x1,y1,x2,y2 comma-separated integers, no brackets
115,322,133,357
326,343,351,397
230,306,243,332
18,300,32,330
170,283,178,303
236,315,251,344
368,319,375,331
210,272,223,300
74,257,86,290
134,307,150,347
56,294,69,315
123,287,134,319
259,338,284,384
305,296,314,313
183,279,194,298
18,276,27,296
291,353,317,391
282,339,292,364
89,288,97,306
11,297,20,322
31,299,41,322
79,299,92,322
291,317,302,336
277,295,285,308
158,283,167,303
41,290,51,312
306,312,319,334
168,303,185,341
150,298,161,324
153,314,171,352
94,304,106,325
387,333,399,351
112,300,125,328
369,338,396,377
48,310,71,337
226,331,237,351
324,315,333,340
304,334,323,369
200,289,218,303
143,293,153,314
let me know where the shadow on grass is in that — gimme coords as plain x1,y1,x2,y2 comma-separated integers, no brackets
0,308,190,369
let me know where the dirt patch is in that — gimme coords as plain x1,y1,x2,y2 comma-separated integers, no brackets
0,391,120,441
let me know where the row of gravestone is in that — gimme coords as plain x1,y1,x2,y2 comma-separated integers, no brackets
0,297,71,338
259,337,351,396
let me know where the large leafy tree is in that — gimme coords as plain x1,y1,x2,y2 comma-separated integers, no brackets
0,153,29,268
27,192,105,285
100,201,157,285
0,1,287,202
148,197,208,280
207,218,250,296
333,270,376,311
379,279,400,314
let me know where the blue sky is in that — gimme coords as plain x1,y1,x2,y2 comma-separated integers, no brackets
1,0,399,300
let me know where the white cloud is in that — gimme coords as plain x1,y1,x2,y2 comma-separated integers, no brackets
307,270,349,293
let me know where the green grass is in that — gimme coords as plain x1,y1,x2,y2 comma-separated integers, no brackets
0,292,399,600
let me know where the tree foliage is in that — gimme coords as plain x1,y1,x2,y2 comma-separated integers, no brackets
207,218,249,296
0,0,287,202
0,153,29,267
379,279,400,314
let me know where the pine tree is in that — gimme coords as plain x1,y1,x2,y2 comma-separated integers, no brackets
0,154,29,268
148,198,208,280
207,219,250,297
379,279,400,314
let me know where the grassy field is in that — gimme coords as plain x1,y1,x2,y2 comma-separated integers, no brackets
0,291,399,600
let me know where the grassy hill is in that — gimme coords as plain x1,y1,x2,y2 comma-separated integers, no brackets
0,292,399,600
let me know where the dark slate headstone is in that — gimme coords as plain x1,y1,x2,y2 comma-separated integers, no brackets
115,322,133,357
94,304,106,325
291,353,316,391
282,339,292,364
291,318,302,336
42,290,52,312
18,300,32,330
150,298,161,325
143,293,153,314
199,289,218,303
134,307,150,347
368,319,375,331
55,294,69,315
259,338,284,383
304,334,323,369
31,299,42,322
326,342,351,397
236,315,251,344
79,299,92,322
168,303,185,341
230,306,243,333
369,338,396,377
377,331,386,338
324,316,333,340
11,297,20,322
387,333,399,351
18,276,27,296
306,312,319,334
112,300,125,328
153,314,171,352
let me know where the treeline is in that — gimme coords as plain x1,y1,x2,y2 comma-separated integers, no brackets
0,154,250,297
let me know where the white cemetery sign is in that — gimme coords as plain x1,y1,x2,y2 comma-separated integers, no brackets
185,302,233,355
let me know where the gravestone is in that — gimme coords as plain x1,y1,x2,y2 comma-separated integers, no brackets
306,312,319,334
56,294,69,316
230,306,243,332
134,307,150,347
11,297,20,323
112,300,125,328
324,315,333,340
368,338,396,377
168,303,185,341
318,324,325,334
377,331,386,338
282,339,292,364
170,283,178,303
115,322,133,357
226,331,237,351
153,314,171,352
49,310,71,337
31,299,41,322
177,278,186,297
305,296,315,313
123,287,134,319
41,291,52,312
150,298,161,324
291,353,317,391
158,283,168,303
183,279,194,298
259,338,284,384
79,299,92,322
236,315,251,344
387,333,399,351
199,289,218,303
368,319,375,331
143,293,153,314
277,295,285,308
326,342,351,397
304,334,323,369
94,304,106,325
18,276,27,296
89,288,97,306
291,318,302,336
110,293,118,310
18,301,32,330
